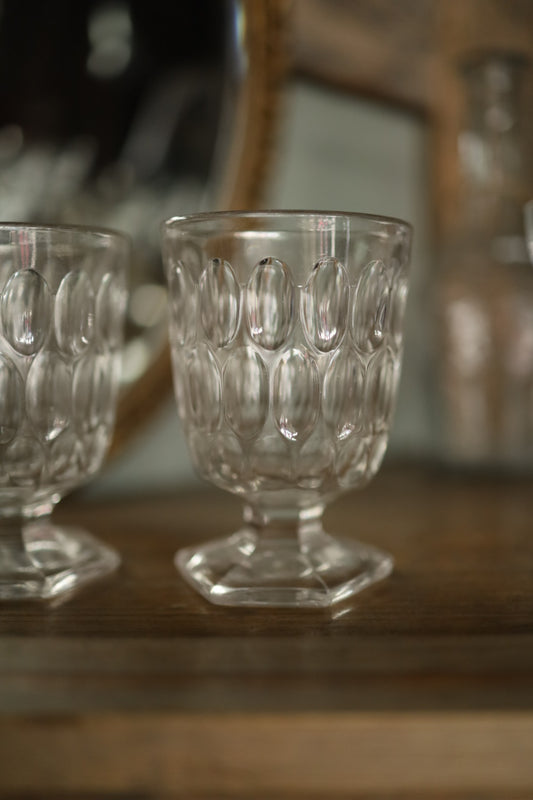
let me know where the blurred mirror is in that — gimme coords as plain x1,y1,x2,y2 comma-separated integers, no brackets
0,0,286,453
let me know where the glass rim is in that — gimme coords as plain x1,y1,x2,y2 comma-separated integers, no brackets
0,220,130,245
162,208,413,235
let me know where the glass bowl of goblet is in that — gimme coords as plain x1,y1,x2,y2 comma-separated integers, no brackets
0,223,129,600
162,210,412,608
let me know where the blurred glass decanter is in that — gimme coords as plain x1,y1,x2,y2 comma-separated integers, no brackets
435,50,533,470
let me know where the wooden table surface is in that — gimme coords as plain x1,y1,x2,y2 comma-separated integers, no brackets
1,462,533,799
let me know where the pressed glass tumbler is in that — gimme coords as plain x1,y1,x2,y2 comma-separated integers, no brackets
162,211,412,607
0,223,129,600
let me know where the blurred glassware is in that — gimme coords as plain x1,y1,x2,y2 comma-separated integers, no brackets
435,50,533,470
162,210,412,608
0,223,129,600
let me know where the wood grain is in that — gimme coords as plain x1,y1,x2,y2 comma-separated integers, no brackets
1,713,533,796
1,464,533,795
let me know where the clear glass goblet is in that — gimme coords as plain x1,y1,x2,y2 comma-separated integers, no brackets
0,223,129,600
162,210,412,607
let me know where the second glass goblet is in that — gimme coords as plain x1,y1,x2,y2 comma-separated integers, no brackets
162,210,412,607
0,223,129,600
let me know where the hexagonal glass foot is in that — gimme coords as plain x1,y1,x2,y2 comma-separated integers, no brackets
0,521,120,601
176,510,393,608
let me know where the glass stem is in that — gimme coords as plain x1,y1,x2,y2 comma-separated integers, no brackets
0,515,26,546
0,516,36,578
243,503,325,546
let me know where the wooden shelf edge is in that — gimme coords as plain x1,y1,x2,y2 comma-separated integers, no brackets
1,711,533,794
